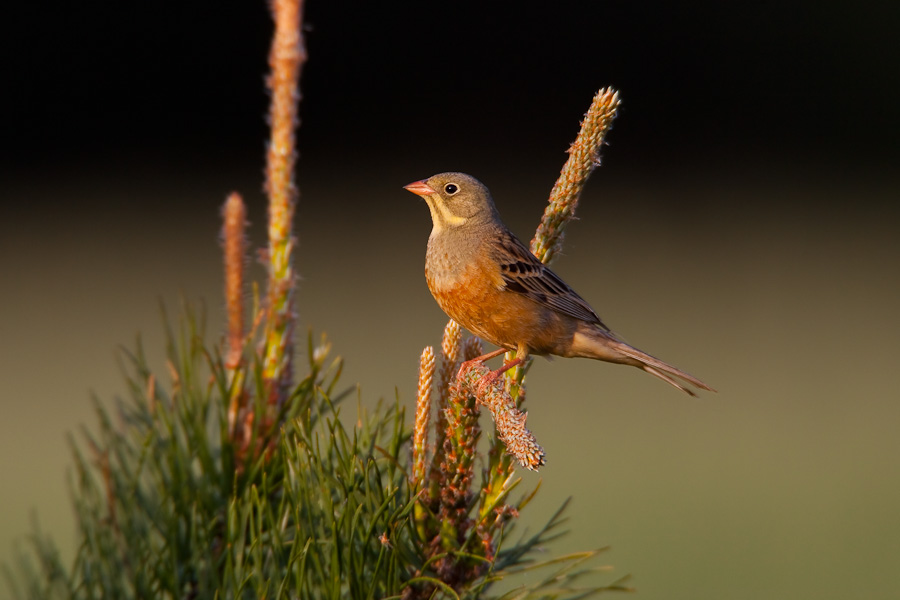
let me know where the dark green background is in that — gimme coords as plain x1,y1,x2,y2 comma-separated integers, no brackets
3,2,899,598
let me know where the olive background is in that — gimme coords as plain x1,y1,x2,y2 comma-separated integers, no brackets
2,2,899,598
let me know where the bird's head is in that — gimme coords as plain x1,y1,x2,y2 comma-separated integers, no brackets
404,172,499,231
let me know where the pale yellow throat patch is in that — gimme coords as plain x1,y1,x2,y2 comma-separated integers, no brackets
425,194,468,230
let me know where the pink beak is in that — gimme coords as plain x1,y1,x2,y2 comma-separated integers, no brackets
403,180,437,196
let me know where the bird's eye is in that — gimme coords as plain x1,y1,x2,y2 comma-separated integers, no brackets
444,183,459,195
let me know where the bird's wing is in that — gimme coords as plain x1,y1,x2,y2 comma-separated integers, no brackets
492,230,610,330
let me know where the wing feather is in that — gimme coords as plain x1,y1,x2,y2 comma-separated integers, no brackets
493,231,610,331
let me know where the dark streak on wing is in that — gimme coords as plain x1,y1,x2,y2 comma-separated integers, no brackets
494,231,610,331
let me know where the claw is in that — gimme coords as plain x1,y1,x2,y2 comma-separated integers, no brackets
476,357,525,395
456,348,525,396
457,347,507,382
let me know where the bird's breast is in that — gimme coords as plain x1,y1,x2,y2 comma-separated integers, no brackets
424,236,560,352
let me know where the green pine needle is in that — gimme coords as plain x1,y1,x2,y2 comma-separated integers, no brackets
7,306,625,599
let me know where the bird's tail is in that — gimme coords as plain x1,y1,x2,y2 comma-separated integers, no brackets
572,329,715,396
611,340,715,396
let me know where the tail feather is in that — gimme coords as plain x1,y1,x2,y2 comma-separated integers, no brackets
642,365,697,397
612,340,716,395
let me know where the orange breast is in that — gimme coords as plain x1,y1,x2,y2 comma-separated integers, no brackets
426,254,577,356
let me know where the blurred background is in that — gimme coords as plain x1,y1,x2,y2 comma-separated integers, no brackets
2,1,899,598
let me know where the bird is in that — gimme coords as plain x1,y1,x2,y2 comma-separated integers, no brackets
404,172,714,396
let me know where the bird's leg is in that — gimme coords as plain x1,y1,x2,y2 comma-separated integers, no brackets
458,348,527,396
495,357,524,376
457,347,507,380
476,356,525,395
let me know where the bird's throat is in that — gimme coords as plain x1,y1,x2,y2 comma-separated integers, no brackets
425,195,468,231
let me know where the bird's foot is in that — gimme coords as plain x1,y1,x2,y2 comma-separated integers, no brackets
475,357,525,396
457,348,507,383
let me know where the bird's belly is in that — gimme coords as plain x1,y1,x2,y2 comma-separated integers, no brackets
426,262,575,355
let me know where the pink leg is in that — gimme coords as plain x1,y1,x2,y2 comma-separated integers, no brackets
477,357,525,392
456,346,527,396
458,347,507,376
